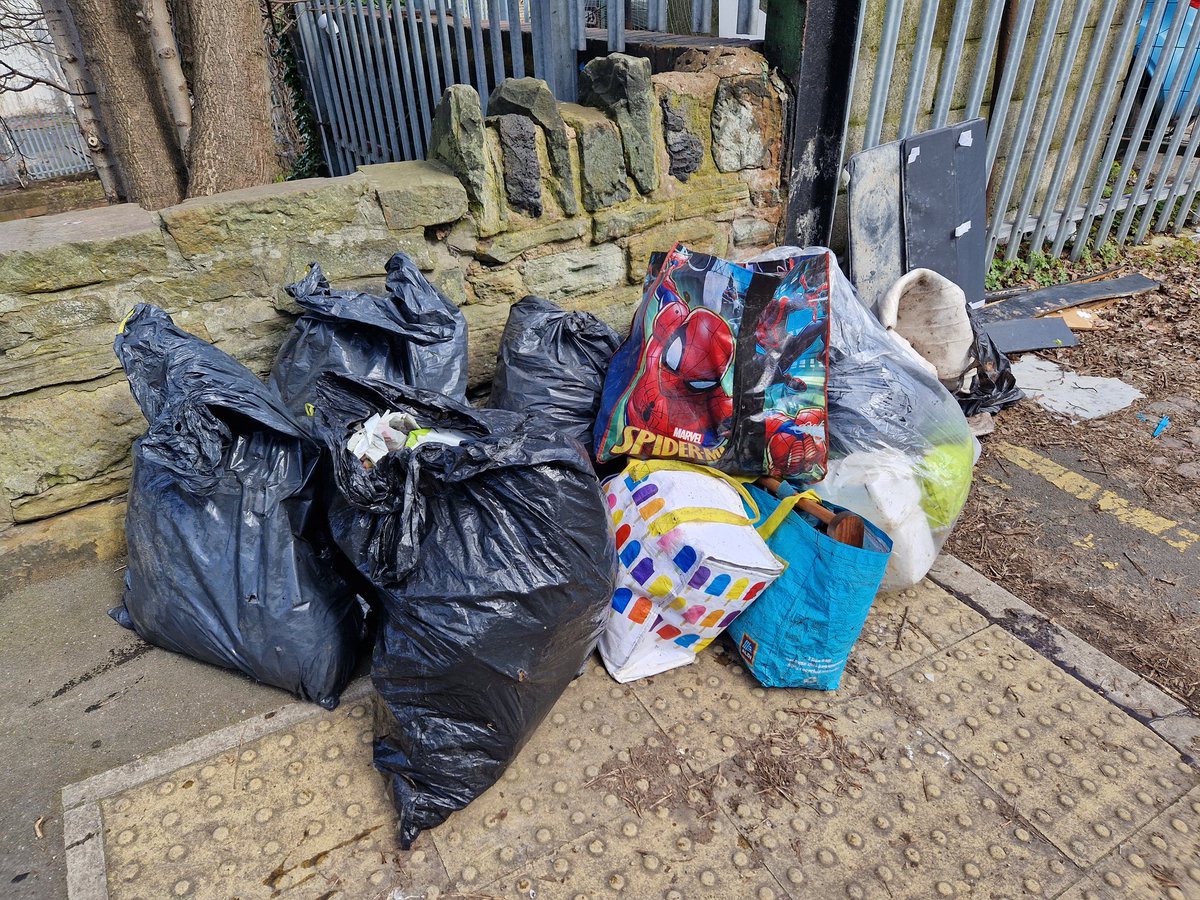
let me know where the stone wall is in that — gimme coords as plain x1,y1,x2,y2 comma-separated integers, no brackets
0,50,784,554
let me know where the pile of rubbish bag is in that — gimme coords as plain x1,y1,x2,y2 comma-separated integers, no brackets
113,243,978,847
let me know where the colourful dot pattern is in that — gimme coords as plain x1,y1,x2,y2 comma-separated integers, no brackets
604,471,771,653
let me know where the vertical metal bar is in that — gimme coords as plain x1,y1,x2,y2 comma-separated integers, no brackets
862,0,905,149
334,0,381,163
295,4,339,174
317,0,369,167
648,0,659,30
487,0,506,98
578,0,588,48
691,0,703,32
1163,103,1200,231
507,0,526,77
608,0,620,50
701,0,713,33
963,0,1005,119
1029,0,1121,251
1053,0,1143,255
931,0,973,128
361,0,405,161
1094,0,1189,248
435,0,456,94
983,0,1037,176
1154,69,1200,231
1002,0,1090,258
1172,136,1200,231
405,0,436,148
348,0,390,161
417,0,445,102
451,0,472,87
532,0,550,92
387,0,424,157
736,0,756,34
1130,8,1200,242
310,0,356,175
987,0,1065,258
468,0,490,101
898,0,941,138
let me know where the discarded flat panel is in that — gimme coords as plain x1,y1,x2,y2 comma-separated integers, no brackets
1012,356,1144,419
977,273,1160,323
984,317,1079,353
847,141,904,312
902,118,987,308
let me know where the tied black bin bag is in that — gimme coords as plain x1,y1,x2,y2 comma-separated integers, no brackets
113,305,363,709
489,295,621,453
270,252,468,417
310,373,617,847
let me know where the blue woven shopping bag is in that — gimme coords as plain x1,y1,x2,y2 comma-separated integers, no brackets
726,483,893,689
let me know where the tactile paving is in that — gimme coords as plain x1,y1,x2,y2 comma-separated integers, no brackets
853,581,988,679
484,778,787,900
430,661,667,890
712,689,1080,898
99,698,447,900
1057,785,1200,899
629,639,844,772
893,624,1199,867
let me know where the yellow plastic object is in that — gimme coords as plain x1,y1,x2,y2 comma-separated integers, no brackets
918,440,974,530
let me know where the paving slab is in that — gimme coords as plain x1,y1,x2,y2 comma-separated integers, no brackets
51,568,1200,899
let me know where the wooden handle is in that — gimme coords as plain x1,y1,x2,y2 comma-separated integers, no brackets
756,476,864,547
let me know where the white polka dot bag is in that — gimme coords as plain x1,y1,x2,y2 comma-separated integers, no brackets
598,460,786,683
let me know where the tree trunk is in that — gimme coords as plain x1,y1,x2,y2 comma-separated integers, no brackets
183,0,281,197
65,0,187,208
39,0,123,202
138,0,192,153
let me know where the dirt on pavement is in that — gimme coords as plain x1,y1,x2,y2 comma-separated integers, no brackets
948,237,1200,715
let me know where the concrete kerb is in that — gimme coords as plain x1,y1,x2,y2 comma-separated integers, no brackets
60,677,375,900
929,554,1200,762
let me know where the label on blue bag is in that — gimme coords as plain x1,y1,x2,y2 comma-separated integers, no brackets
738,634,758,666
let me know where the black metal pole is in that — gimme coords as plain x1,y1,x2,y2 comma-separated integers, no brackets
768,0,866,246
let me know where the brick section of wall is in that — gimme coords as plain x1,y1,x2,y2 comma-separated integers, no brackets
0,51,785,549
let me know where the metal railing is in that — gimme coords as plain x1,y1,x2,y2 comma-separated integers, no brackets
294,0,757,176
850,0,1200,259
0,112,94,186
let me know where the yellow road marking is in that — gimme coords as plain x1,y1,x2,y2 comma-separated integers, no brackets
993,442,1196,553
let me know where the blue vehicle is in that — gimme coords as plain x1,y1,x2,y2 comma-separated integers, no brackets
1135,0,1200,128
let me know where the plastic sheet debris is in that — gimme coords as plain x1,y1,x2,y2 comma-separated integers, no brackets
345,410,466,465
112,304,363,709
308,374,616,848
1011,356,1144,420
489,296,620,454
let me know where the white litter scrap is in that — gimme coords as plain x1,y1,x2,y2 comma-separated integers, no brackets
1011,356,1144,420
346,411,466,465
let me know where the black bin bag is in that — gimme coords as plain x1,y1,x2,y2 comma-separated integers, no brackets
270,252,468,417
310,373,617,847
113,304,363,709
488,295,621,453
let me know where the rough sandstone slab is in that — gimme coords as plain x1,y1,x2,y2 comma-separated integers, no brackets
161,177,369,260
625,218,729,280
477,217,588,265
560,103,631,212
358,161,469,231
0,204,167,295
592,198,673,243
580,54,660,195
522,245,626,301
428,85,505,237
712,73,783,172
